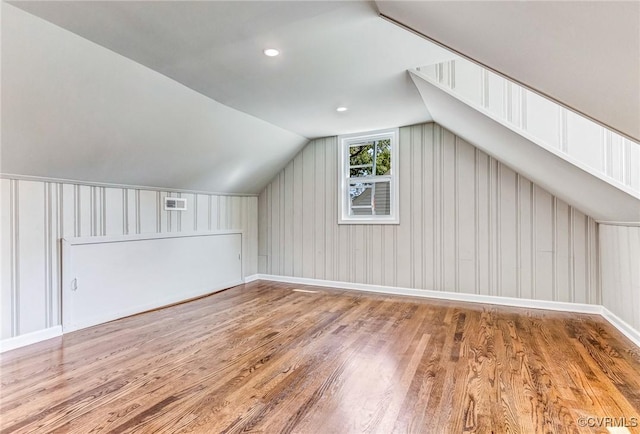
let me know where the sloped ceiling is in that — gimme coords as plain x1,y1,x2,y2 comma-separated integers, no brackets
8,0,454,139
1,3,307,194
3,0,638,217
2,1,454,194
378,1,640,142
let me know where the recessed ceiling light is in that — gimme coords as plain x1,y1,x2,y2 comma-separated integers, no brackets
264,48,280,57
336,107,348,112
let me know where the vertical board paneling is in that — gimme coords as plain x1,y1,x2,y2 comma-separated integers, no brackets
181,193,195,233
588,217,599,305
218,196,228,230
138,190,157,234
442,130,457,292
283,163,294,277
534,186,554,301
314,139,326,279
78,185,92,237
488,158,498,296
337,219,349,282
247,196,259,276
555,200,570,302
572,212,587,303
62,184,76,238
270,179,280,275
421,124,435,291
104,188,124,236
258,122,600,306
0,177,258,340
396,126,412,289
0,180,13,339
161,192,172,233
126,189,137,235
601,225,640,332
476,151,490,295
302,144,315,278
518,178,533,299
258,190,268,273
48,183,60,327
324,138,336,281
17,181,47,334
499,164,517,298
411,125,424,289
196,194,208,233
230,197,241,234
292,152,304,278
209,195,220,231
457,140,476,294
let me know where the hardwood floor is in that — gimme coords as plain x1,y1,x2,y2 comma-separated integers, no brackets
1,281,639,433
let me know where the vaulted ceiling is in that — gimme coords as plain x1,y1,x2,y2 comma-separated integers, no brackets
2,0,639,220
378,1,640,142
8,1,454,139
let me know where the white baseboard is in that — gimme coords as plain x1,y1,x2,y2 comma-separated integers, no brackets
243,274,260,283
601,307,640,348
253,274,639,348
4,276,638,354
0,326,63,353
253,274,602,314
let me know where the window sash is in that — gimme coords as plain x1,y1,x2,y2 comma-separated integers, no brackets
347,138,392,178
339,128,399,224
347,175,391,183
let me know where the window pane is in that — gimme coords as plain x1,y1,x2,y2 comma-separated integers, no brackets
375,139,391,175
349,182,373,215
373,181,391,215
349,143,374,177
349,181,391,216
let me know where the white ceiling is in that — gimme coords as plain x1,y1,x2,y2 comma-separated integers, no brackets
5,0,638,208
377,1,640,142
9,1,454,139
2,3,307,194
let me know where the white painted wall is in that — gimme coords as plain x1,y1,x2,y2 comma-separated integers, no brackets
258,123,599,304
0,176,258,340
600,225,640,334
1,3,307,194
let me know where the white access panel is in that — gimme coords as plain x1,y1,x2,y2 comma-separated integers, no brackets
62,231,242,332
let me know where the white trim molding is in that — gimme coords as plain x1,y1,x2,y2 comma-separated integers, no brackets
3,275,637,353
601,307,640,349
338,128,400,224
253,274,640,348
244,274,261,284
0,173,259,198
0,326,62,353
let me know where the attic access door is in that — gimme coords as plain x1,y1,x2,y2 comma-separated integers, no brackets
62,231,243,332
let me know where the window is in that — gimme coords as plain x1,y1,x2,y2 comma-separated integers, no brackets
339,128,399,224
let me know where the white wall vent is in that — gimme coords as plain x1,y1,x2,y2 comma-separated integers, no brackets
164,197,187,211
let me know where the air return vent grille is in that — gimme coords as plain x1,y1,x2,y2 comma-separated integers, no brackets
164,197,187,211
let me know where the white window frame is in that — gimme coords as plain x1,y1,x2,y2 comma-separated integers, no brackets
338,128,399,224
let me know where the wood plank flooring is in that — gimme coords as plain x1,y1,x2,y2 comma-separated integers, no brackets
1,281,639,433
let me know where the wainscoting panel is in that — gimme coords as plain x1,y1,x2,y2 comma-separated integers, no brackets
258,122,600,305
0,176,258,341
